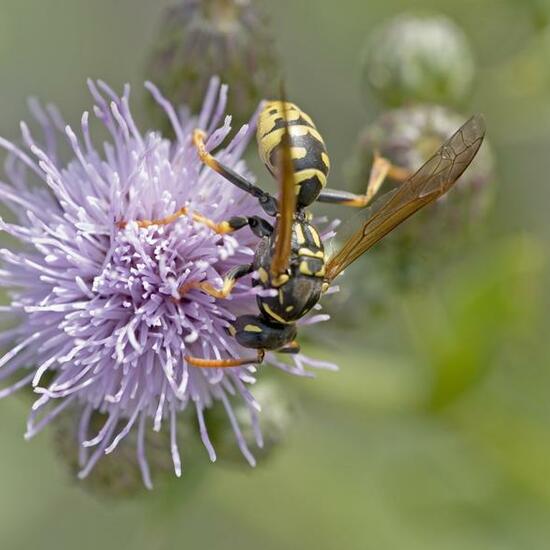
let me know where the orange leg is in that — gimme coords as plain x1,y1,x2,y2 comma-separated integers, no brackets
178,264,253,299
116,206,236,233
194,280,236,299
185,349,265,368
317,151,413,209
193,129,218,171
366,150,413,200
178,278,238,300
192,129,278,216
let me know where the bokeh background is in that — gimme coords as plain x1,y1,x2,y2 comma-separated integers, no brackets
1,0,550,548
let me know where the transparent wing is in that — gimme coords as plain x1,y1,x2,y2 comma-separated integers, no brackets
325,114,486,281
270,97,297,277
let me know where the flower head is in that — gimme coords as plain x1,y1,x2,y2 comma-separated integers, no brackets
0,78,335,488
362,13,476,108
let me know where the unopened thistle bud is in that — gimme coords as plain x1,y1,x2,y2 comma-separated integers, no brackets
362,14,476,108
53,407,204,498
147,0,279,130
204,378,294,466
350,104,494,291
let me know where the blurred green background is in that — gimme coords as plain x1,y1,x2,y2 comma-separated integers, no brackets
1,0,550,549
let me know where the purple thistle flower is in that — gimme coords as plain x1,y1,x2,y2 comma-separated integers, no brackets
0,78,336,488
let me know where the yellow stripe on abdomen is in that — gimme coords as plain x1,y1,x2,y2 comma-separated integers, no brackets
257,100,331,204
294,168,328,189
258,126,326,170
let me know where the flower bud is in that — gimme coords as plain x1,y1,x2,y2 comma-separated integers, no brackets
349,104,494,293
147,0,279,129
205,378,294,466
362,14,475,108
53,408,204,498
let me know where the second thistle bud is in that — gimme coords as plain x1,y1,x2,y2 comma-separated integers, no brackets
362,14,476,108
53,408,205,498
349,104,494,292
147,0,279,129
205,378,294,467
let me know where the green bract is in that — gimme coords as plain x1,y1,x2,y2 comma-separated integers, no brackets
147,0,279,130
53,408,205,498
205,378,294,466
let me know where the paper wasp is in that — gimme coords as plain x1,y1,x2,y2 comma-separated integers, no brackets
120,98,485,368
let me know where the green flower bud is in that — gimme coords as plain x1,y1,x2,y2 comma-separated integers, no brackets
348,104,494,294
363,14,476,108
524,0,550,30
146,0,279,129
205,378,294,467
53,408,205,498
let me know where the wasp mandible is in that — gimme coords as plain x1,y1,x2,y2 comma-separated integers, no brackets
123,98,485,368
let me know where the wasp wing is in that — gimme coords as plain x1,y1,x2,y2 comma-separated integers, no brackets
270,97,297,277
325,114,486,281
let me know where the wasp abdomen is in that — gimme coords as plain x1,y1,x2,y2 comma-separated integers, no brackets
257,101,330,208
293,221,326,278
233,314,297,351
253,221,325,325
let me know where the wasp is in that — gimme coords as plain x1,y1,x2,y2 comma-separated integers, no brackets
122,98,485,368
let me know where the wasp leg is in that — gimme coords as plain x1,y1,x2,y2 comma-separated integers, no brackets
117,208,271,236
193,129,278,216
317,153,412,208
185,349,265,368
116,206,189,230
180,264,254,299
117,207,237,233
278,340,301,354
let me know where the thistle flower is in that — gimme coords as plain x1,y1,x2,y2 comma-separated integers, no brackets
147,0,279,130
0,78,335,488
362,14,475,108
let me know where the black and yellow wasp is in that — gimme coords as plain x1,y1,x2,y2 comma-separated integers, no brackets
122,99,485,368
